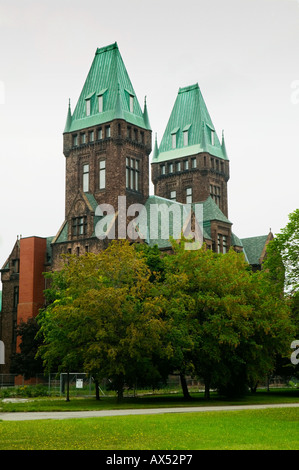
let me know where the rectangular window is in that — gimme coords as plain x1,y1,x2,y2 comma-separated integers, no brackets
176,161,181,172
126,157,140,191
169,163,173,173
89,130,94,142
223,235,227,254
210,185,221,206
191,158,197,169
83,164,89,192
97,128,103,140
218,234,221,253
13,259,19,273
170,190,176,201
183,130,188,146
73,134,78,147
13,286,19,309
129,95,134,113
105,126,111,138
81,133,86,144
98,95,103,113
86,100,91,116
211,130,215,145
186,187,192,204
99,160,106,189
161,164,165,175
72,217,87,237
172,133,176,149
184,160,189,170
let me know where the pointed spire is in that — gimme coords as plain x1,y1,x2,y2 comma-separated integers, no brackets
152,133,159,160
114,83,124,120
143,96,151,130
221,130,228,159
64,99,72,133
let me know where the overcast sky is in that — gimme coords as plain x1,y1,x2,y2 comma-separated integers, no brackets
0,0,299,280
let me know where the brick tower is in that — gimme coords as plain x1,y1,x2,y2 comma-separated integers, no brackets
151,83,232,252
52,43,152,265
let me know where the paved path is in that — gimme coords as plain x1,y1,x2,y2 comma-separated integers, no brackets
0,403,298,421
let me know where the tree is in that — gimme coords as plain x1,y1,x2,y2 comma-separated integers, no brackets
37,241,169,401
160,240,294,398
10,318,44,379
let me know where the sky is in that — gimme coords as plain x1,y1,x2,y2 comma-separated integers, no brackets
0,0,299,282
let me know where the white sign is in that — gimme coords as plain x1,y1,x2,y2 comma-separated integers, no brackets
76,378,83,389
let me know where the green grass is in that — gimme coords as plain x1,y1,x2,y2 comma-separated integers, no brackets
0,388,298,413
0,407,298,450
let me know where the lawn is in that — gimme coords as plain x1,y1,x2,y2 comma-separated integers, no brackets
0,407,298,450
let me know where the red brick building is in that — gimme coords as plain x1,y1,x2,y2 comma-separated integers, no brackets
0,42,273,375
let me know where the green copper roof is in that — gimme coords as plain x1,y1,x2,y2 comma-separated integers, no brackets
241,235,269,266
153,83,227,163
64,42,150,133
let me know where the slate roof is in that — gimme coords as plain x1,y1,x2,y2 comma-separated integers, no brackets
64,42,150,134
152,83,228,164
241,235,269,266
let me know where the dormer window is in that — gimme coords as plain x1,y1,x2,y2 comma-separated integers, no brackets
211,130,215,146
97,89,107,113
172,134,176,149
183,124,191,146
98,95,103,113
171,127,179,149
86,99,91,116
129,95,134,113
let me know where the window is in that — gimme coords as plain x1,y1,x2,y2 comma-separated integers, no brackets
99,160,106,189
223,236,227,254
81,133,86,144
126,157,140,191
98,95,103,113
172,133,176,149
170,191,176,201
169,163,173,173
86,100,91,116
191,158,197,169
13,286,19,309
13,259,19,273
176,161,181,172
184,160,189,170
217,234,221,253
105,126,111,138
83,164,89,192
161,164,165,175
211,130,215,146
97,128,103,140
134,129,138,141
186,187,192,204
89,130,94,142
210,185,221,206
183,130,188,146
129,95,134,113
72,216,87,236
73,134,78,147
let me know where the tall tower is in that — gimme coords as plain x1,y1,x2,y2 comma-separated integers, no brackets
151,83,229,216
151,83,232,253
52,43,152,263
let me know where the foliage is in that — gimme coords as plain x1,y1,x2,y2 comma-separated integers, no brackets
37,241,169,401
10,318,44,379
159,240,294,397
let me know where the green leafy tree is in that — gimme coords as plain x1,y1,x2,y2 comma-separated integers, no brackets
10,318,44,379
161,240,294,398
37,241,169,401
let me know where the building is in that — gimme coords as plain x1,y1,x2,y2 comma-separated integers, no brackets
0,42,273,375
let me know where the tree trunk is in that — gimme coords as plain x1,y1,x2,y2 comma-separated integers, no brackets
117,375,124,402
204,380,210,400
66,371,70,402
95,379,100,400
180,373,191,400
